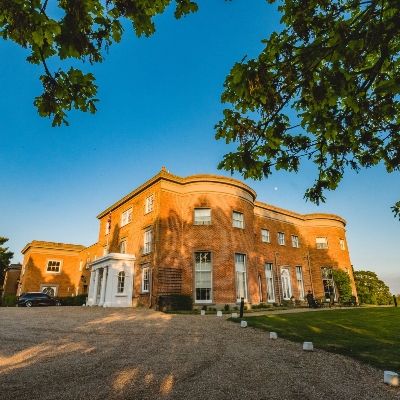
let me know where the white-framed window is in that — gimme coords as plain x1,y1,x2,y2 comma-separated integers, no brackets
118,271,125,293
41,285,58,297
235,253,248,302
194,251,212,303
261,229,270,243
321,266,335,299
291,235,299,248
281,268,292,300
278,232,285,245
339,238,345,250
265,263,275,302
121,207,132,227
145,195,154,213
194,208,211,225
120,240,126,254
105,212,112,235
232,211,244,229
103,246,107,256
22,264,26,276
86,257,90,269
142,267,150,292
46,260,62,274
316,237,328,249
143,229,152,254
296,266,305,300
79,261,83,271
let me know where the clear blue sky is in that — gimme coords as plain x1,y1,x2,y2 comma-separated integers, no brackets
1,0,399,294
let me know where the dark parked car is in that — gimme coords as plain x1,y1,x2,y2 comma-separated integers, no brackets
17,292,62,307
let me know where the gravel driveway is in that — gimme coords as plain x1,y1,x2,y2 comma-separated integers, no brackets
0,307,398,400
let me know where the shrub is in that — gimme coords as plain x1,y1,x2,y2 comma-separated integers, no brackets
224,304,230,311
55,294,88,306
3,295,17,307
171,294,192,311
233,306,239,311
332,269,352,301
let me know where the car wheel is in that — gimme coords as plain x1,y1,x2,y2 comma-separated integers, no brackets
26,301,33,307
55,301,61,306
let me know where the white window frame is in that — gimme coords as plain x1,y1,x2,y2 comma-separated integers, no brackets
194,251,213,303
194,208,212,225
79,261,83,271
265,263,275,302
316,237,328,249
291,235,299,248
143,229,152,254
117,271,125,293
46,260,62,274
121,207,132,227
120,240,126,254
103,246,107,256
295,266,305,300
145,195,154,214
261,229,270,243
142,267,150,293
235,253,248,302
278,232,285,245
40,285,58,296
281,267,292,300
22,264,26,276
232,211,244,229
339,238,345,250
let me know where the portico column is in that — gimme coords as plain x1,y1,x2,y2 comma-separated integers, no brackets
99,267,108,306
92,268,100,305
87,271,95,305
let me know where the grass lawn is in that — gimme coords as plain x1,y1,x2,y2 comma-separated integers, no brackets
233,308,400,373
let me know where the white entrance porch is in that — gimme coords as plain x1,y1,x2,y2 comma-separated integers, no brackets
87,253,136,307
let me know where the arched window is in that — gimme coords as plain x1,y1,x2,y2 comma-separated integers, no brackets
118,271,125,293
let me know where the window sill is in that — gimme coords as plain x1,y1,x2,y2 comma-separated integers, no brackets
115,294,127,297
140,292,150,295
142,252,151,256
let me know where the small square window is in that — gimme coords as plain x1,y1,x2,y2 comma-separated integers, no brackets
46,260,62,274
146,195,154,213
261,229,270,243
233,211,244,229
121,208,132,227
194,208,211,225
316,237,328,249
291,235,299,248
278,232,285,245
339,238,345,250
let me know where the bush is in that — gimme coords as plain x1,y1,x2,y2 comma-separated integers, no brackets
55,294,88,306
3,295,17,307
332,269,352,301
224,304,230,311
171,294,193,311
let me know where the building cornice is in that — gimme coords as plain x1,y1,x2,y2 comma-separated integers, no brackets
97,170,257,219
21,240,85,255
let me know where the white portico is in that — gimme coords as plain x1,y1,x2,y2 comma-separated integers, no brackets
87,253,136,307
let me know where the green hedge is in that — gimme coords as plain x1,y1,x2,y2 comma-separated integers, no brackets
2,295,17,307
56,294,88,306
159,294,193,311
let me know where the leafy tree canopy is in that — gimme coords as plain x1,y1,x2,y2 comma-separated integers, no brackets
0,0,198,126
1,0,400,215
0,237,14,288
354,270,392,305
216,0,400,215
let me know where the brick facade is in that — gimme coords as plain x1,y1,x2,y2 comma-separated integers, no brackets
18,168,356,307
